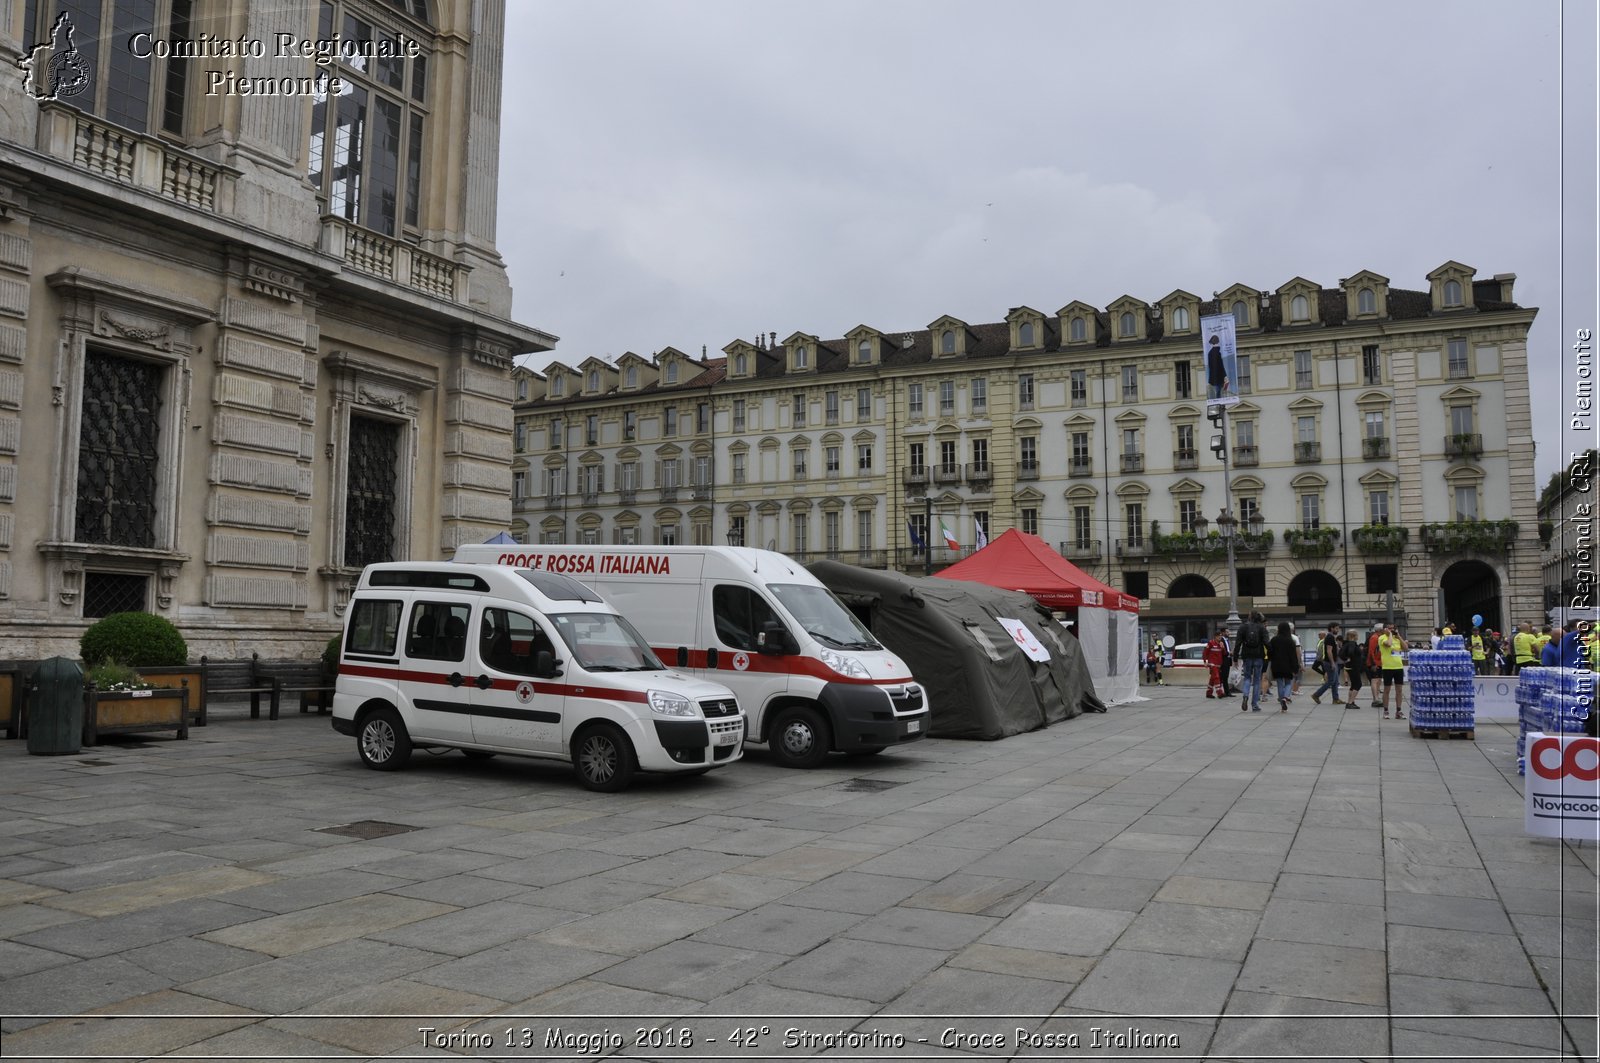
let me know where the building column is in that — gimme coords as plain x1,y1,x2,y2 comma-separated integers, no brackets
440,330,514,552
1499,334,1543,624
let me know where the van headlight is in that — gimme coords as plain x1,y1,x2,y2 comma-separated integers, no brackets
819,649,868,678
647,689,696,717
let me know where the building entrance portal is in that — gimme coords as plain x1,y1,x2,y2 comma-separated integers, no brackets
1440,560,1502,634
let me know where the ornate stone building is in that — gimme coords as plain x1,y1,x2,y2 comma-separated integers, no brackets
513,263,1540,643
1,1,552,657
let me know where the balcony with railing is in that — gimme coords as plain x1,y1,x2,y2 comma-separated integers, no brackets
658,486,679,503
902,464,929,489
1173,448,1199,471
933,462,963,484
544,496,564,511
692,483,714,500
1294,441,1322,463
1069,458,1093,478
1115,538,1150,558
1234,444,1259,467
1016,460,1040,481
618,489,637,505
965,462,992,488
1444,433,1484,459
1362,436,1391,460
1059,539,1102,561
38,101,237,214
1120,452,1145,474
321,219,468,302
580,491,600,507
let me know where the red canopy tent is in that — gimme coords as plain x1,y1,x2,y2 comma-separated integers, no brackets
937,529,1140,612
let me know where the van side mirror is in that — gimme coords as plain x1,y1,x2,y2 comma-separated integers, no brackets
534,650,563,678
756,621,790,656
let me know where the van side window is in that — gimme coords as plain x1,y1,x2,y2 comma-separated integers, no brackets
480,608,553,677
712,585,780,650
347,599,401,656
407,601,471,662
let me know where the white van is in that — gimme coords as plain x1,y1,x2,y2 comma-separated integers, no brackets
330,562,745,791
451,545,930,768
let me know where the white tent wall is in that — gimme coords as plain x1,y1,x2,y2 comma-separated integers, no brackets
1074,606,1141,705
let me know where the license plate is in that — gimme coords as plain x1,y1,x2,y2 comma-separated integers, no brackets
715,731,739,746
906,718,921,733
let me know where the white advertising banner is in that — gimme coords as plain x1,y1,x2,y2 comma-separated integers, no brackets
1524,732,1600,841
997,618,1050,663
1472,675,1520,721
1199,313,1240,407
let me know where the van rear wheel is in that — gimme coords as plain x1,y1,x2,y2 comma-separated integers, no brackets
770,706,830,769
358,707,411,771
574,723,635,792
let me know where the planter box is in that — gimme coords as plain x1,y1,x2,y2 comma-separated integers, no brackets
0,664,19,738
139,665,207,726
84,686,189,745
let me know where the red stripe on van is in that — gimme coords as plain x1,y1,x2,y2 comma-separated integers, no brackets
653,648,914,686
338,663,650,703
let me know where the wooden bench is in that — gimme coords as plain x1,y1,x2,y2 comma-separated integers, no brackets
254,658,337,716
200,654,280,720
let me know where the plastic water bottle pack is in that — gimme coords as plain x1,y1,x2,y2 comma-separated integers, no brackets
1407,641,1476,731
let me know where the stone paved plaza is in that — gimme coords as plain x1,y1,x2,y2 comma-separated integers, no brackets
0,685,1595,1061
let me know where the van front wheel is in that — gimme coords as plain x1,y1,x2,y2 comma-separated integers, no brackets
358,708,412,771
771,706,830,769
574,723,635,792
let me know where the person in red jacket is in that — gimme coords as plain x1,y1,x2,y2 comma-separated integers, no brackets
1203,629,1227,699
1365,623,1384,708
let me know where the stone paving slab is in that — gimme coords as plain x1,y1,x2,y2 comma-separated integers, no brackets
0,687,1595,1061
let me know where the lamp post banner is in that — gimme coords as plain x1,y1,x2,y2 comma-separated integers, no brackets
1200,313,1240,407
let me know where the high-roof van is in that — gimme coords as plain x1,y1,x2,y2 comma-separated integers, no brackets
330,562,745,791
450,545,930,768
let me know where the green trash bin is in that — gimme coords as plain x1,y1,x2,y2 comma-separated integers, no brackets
27,657,84,755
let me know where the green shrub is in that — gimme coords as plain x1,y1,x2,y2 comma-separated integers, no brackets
80,612,188,669
322,634,342,672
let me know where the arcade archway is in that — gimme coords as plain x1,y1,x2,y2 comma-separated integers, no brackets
1287,569,1343,614
1167,574,1216,598
1440,560,1502,633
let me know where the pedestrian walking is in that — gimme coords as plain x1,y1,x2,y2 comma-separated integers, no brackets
1470,628,1487,675
1310,621,1343,704
1366,623,1385,707
1289,621,1303,696
1220,627,1237,697
1268,621,1299,713
1235,611,1269,712
1341,630,1368,707
1203,629,1227,699
1512,621,1539,674
1377,621,1407,719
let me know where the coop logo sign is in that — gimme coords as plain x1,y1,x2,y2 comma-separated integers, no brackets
20,12,91,102
1525,733,1600,841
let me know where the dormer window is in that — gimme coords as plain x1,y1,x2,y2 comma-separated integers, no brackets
1290,294,1309,322
587,370,600,392
1443,279,1463,307
857,339,871,364
941,330,955,354
1170,308,1188,332
1231,301,1248,327
734,353,747,375
795,346,809,369
626,365,638,388
665,362,678,384
1070,316,1087,342
1119,312,1135,337
1019,323,1034,347
516,378,528,400
551,376,564,397
1358,288,1376,315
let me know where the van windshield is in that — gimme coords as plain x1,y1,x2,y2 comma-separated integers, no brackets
768,584,882,651
548,612,666,672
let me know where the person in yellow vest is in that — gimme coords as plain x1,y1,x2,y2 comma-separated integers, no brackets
1470,630,1487,675
1512,622,1539,674
1535,626,1554,661
1377,621,1407,720
1586,628,1600,672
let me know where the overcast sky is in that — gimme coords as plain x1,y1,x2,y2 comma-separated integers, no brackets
498,0,1598,488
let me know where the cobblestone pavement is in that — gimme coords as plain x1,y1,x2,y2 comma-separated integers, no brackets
0,685,1595,1062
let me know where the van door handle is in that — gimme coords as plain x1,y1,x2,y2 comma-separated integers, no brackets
448,672,464,687
475,674,492,690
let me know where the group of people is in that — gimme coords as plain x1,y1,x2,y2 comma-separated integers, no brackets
1201,616,1412,718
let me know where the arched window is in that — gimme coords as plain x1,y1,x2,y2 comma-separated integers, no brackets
857,339,871,363
587,370,599,391
1171,307,1189,332
551,376,564,397
1019,322,1034,347
941,329,955,354
1290,294,1308,321
733,354,746,376
1443,279,1463,306
1231,301,1249,327
665,362,678,384
1358,287,1376,315
625,365,638,387
1070,316,1087,342
1167,574,1216,598
1119,311,1136,337
795,346,808,368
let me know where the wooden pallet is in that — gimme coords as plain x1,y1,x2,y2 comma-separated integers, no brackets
1410,724,1475,740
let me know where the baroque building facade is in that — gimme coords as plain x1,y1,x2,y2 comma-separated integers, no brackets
1,0,552,657
513,262,1539,644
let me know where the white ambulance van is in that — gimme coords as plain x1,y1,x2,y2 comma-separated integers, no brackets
330,562,745,791
451,545,930,768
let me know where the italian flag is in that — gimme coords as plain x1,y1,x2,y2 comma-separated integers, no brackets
940,521,960,551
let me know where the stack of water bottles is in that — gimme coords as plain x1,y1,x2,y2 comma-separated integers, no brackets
1406,633,1476,732
1539,668,1593,735
1514,666,1558,775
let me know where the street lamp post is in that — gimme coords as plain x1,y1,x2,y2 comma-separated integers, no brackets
1217,507,1240,628
909,495,934,576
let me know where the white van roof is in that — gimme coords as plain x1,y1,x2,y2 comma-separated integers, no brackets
357,562,609,612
